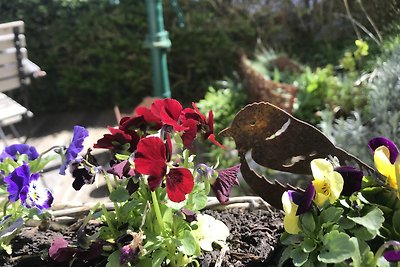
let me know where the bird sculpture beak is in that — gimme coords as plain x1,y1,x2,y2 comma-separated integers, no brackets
219,127,232,137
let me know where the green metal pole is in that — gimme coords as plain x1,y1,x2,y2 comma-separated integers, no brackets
145,0,171,98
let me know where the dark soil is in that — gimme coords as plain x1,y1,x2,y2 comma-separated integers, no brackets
201,208,284,267
0,208,284,267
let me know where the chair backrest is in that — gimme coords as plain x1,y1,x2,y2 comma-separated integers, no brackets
0,21,30,93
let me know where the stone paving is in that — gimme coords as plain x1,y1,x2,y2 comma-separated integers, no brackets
0,109,117,207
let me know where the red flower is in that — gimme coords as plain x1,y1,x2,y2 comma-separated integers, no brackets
134,136,194,202
180,103,224,148
151,98,188,132
94,127,140,153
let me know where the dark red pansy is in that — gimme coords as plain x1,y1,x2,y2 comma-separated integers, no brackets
178,208,198,223
211,164,241,203
49,236,76,262
151,98,187,132
165,134,173,162
94,127,140,153
180,103,224,148
166,168,194,202
134,136,194,202
134,137,167,178
181,119,198,148
107,160,136,179
119,115,147,133
135,106,162,128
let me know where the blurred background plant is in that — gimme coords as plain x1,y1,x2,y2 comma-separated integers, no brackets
0,0,398,112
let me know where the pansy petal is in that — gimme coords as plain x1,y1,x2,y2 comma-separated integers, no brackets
311,158,334,181
295,182,316,215
4,164,31,202
384,250,400,262
283,212,300,234
160,108,188,132
374,146,396,180
369,137,399,164
212,164,240,203
181,119,198,148
166,168,194,202
207,134,225,148
0,144,39,162
49,236,77,262
60,126,89,175
335,166,363,196
147,175,164,191
328,172,344,204
134,137,167,177
282,191,294,214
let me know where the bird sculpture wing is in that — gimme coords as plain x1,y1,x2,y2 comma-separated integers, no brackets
220,102,374,209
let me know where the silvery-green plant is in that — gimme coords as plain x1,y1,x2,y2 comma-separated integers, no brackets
320,48,400,165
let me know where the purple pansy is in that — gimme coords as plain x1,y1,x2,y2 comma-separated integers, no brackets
59,126,89,175
120,243,140,265
20,179,54,210
335,166,363,196
212,164,241,203
384,250,400,262
3,164,32,202
4,164,53,211
287,182,316,215
0,144,39,162
368,137,399,164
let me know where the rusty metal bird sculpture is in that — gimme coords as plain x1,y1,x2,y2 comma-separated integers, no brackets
220,102,373,209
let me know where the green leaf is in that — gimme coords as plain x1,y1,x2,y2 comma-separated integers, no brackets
349,238,375,267
300,212,315,234
392,209,400,236
350,226,377,241
191,194,208,211
280,232,302,245
290,247,309,266
30,155,57,173
179,230,197,256
152,249,168,267
278,246,292,267
109,186,130,203
302,237,316,253
320,207,343,225
106,250,121,267
338,217,356,230
318,230,355,263
348,207,384,231
135,258,153,267
162,207,173,227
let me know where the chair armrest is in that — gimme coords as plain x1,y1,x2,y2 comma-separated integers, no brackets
22,58,46,78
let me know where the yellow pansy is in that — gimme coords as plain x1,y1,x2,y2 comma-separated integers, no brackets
373,145,399,190
282,191,300,234
311,158,344,208
368,137,400,194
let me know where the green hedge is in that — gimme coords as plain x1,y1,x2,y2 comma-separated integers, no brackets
0,0,256,112
1,0,397,112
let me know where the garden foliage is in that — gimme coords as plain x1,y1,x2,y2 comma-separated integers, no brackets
320,47,400,165
0,0,397,112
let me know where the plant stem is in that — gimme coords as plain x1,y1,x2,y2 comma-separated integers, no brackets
103,172,122,220
101,204,119,236
103,172,113,193
32,145,62,172
150,190,164,232
2,200,9,216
